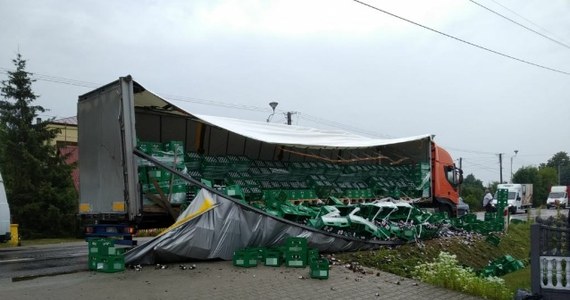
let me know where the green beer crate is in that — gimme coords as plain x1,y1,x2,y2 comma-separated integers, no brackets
163,140,184,155
244,247,267,260
486,234,501,246
88,255,100,271
264,249,283,267
137,141,162,155
88,239,100,255
309,258,329,279
307,248,319,263
88,238,126,257
285,237,308,253
233,250,258,268
96,255,125,273
285,251,307,268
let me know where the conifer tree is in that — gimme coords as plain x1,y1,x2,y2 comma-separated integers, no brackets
0,54,77,238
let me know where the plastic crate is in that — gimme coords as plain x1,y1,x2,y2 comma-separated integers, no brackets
137,141,162,155
307,248,319,263
285,237,308,253
462,214,477,223
225,184,245,200
96,255,125,273
484,212,497,221
163,140,184,155
245,247,267,260
486,234,501,246
309,258,329,279
88,239,100,255
88,255,99,271
88,239,126,257
285,251,307,268
264,249,283,267
233,250,258,268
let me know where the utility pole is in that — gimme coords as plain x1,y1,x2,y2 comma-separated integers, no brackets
510,150,518,183
499,153,503,183
286,111,297,125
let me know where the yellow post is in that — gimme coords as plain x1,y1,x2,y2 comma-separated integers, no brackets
9,224,19,246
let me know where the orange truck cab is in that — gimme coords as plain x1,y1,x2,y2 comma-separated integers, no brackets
431,143,463,217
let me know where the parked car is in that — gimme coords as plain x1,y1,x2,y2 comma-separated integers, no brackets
457,197,470,216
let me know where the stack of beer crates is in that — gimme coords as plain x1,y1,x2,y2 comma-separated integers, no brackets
232,237,330,279
88,238,126,273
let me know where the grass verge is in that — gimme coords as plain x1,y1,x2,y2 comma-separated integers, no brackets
336,222,532,298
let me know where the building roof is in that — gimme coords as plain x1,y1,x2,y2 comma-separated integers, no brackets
52,116,77,126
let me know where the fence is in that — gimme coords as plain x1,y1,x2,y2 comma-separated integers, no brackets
531,223,570,299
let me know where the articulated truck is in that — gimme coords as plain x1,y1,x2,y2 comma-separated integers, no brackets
77,76,463,244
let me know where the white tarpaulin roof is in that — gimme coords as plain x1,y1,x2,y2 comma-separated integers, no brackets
134,84,432,149
192,113,432,148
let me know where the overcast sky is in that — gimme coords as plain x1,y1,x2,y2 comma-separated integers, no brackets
1,0,569,185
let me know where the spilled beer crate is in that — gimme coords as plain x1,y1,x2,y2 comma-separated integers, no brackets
232,249,259,268
88,238,126,273
310,258,330,279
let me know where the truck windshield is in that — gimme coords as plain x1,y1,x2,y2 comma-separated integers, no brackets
549,192,565,198
444,165,462,187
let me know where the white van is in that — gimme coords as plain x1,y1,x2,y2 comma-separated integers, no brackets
0,171,11,242
491,183,533,214
546,185,569,209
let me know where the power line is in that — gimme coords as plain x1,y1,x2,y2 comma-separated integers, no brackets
0,67,273,113
462,160,500,173
468,0,570,50
444,146,497,155
488,0,570,45
0,68,100,88
163,94,268,113
352,0,570,76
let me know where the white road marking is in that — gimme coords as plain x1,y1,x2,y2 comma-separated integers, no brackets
0,258,35,264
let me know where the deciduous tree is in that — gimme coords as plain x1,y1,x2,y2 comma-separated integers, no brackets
460,174,484,210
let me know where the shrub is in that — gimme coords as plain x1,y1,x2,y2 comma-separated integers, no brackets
414,252,513,300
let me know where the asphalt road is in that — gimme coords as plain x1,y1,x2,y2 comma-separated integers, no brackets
0,241,88,281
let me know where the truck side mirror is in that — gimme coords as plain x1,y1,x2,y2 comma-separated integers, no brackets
456,168,463,185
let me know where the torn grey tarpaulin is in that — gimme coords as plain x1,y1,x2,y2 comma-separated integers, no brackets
125,189,399,265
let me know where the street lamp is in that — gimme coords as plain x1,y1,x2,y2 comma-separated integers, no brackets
266,102,278,122
510,150,518,183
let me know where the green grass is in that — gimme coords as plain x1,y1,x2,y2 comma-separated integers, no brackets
502,267,531,292
336,222,532,296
